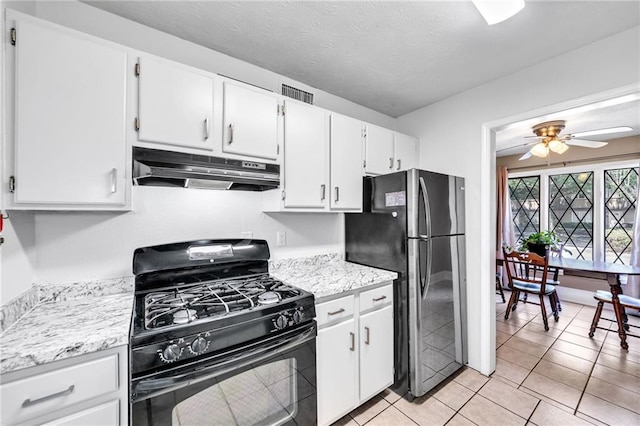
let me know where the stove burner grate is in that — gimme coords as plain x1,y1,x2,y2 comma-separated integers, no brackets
143,274,300,329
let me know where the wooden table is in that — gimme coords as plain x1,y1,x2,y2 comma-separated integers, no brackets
546,257,640,350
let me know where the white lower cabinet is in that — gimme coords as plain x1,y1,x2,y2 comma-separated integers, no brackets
316,283,394,426
0,346,128,426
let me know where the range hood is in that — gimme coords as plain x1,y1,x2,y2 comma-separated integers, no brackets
133,147,279,191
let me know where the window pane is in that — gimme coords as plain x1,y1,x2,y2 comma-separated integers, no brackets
549,172,593,260
604,167,638,264
508,176,540,246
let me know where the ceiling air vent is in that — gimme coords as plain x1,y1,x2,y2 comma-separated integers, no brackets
282,84,314,105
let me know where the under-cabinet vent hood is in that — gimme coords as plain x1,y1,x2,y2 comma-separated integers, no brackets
133,147,279,191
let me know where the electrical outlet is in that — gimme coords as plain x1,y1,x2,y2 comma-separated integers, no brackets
276,231,286,246
240,231,253,239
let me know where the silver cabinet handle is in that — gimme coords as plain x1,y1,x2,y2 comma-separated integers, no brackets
110,168,117,193
228,123,234,144
22,385,75,408
373,295,387,302
389,157,394,169
335,186,339,202
204,118,210,140
349,332,355,351
365,326,370,345
397,159,401,170
327,308,344,316
321,184,326,201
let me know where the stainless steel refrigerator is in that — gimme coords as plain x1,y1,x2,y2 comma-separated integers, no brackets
345,169,467,400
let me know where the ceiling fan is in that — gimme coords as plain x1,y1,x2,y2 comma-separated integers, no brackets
504,120,632,161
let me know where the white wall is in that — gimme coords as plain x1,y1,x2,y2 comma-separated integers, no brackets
397,26,640,375
33,188,343,284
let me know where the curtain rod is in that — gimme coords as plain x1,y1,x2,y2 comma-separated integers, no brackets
503,153,640,173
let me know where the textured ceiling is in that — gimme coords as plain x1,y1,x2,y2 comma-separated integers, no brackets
82,1,640,118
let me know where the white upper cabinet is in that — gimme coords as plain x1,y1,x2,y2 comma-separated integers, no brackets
364,125,395,176
330,114,364,211
10,16,128,209
282,100,329,208
393,133,418,171
222,81,280,160
136,55,214,150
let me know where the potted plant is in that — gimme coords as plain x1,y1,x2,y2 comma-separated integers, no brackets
520,230,560,257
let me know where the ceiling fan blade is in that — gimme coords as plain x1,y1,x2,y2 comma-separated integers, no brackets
518,151,533,161
565,139,608,148
524,135,545,139
496,141,539,153
571,126,633,138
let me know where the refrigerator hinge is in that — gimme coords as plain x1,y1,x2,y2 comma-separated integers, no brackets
134,117,140,131
135,63,140,77
9,176,15,193
363,160,366,168
10,28,16,46
281,190,286,200
362,127,367,138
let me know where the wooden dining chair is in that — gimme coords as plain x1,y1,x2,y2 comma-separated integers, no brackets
502,249,560,331
588,290,640,340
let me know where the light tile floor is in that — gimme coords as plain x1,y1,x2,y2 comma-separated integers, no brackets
333,290,640,425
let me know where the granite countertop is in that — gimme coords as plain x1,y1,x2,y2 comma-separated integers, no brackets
270,254,398,300
0,279,133,375
1,255,394,375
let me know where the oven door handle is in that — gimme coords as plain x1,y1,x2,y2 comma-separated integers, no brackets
132,324,316,401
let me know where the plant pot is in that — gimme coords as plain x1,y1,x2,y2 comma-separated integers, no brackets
526,242,548,257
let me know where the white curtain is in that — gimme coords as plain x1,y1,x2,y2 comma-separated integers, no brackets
626,181,640,299
497,167,516,254
496,167,515,287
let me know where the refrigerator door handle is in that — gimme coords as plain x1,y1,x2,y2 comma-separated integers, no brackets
423,238,432,299
419,176,432,239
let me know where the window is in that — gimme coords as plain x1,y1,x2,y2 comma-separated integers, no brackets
604,167,638,264
509,161,638,264
548,172,593,260
508,176,540,244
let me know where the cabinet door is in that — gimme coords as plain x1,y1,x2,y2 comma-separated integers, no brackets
222,82,279,160
317,319,358,426
359,305,394,402
394,133,417,171
137,56,214,150
364,125,395,176
42,400,119,426
14,19,127,206
283,101,328,208
330,115,363,211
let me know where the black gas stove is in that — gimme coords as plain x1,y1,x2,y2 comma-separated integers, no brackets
130,239,316,377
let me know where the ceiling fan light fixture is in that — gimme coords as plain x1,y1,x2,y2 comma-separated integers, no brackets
548,139,569,154
472,0,525,25
530,142,549,158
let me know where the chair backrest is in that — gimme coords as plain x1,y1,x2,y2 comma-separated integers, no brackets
502,248,550,292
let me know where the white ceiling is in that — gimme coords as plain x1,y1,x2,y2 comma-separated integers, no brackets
82,0,640,118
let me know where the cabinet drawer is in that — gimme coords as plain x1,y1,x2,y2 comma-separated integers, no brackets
359,283,393,313
1,353,119,425
42,399,119,426
316,295,354,327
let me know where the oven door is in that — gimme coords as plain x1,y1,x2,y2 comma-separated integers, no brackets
131,323,316,426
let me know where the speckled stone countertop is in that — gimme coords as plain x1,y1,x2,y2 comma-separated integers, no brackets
0,278,133,375
270,254,398,300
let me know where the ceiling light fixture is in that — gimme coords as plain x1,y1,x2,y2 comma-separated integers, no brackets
548,138,569,154
472,0,525,25
530,142,549,158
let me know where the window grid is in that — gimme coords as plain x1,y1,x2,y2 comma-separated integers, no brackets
508,176,540,247
548,172,594,260
604,167,638,264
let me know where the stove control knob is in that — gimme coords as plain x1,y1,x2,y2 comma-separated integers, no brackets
292,309,304,324
275,314,289,330
161,344,182,363
190,336,209,355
